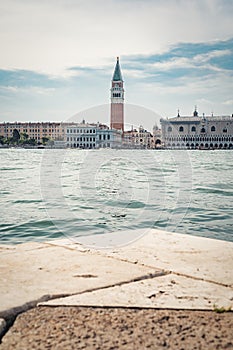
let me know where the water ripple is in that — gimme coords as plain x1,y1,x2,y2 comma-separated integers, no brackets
0,149,233,243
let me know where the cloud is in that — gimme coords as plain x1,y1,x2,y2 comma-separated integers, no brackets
122,39,233,90
193,49,232,63
0,0,233,75
0,85,56,95
0,69,63,88
223,100,233,106
196,98,213,105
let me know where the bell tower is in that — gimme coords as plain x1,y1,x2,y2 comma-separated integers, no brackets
110,57,124,131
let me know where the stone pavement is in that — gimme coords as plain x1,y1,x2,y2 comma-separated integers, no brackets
0,229,233,343
41,229,233,310
0,239,157,313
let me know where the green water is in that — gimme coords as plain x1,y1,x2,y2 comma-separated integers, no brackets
0,148,232,244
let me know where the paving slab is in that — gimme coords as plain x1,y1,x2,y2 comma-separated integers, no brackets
41,229,233,310
0,241,157,313
41,272,233,310
94,229,233,286
47,229,233,287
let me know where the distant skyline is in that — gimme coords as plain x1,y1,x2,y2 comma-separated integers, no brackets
0,0,233,130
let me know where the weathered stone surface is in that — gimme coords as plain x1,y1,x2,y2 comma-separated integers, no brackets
1,229,233,314
1,307,233,350
0,241,156,313
41,273,233,310
46,229,233,286
97,229,233,286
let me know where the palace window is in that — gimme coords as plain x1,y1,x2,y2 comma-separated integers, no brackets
191,126,196,132
223,128,227,133
211,126,216,132
179,126,184,132
167,126,172,132
201,127,206,133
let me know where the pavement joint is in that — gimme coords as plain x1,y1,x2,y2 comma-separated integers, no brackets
171,271,233,289
100,251,233,289
37,270,169,302
0,270,168,341
43,242,87,252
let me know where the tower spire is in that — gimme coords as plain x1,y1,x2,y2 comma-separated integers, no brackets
112,56,123,81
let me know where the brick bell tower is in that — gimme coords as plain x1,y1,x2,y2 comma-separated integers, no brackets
110,57,124,131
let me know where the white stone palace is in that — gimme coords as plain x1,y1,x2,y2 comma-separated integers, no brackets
65,121,122,149
160,108,233,149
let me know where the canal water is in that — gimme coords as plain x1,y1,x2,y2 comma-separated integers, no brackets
0,148,232,245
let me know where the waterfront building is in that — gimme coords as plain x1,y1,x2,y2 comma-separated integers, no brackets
160,108,233,149
110,57,124,132
66,121,97,149
123,125,154,149
65,121,122,149
0,122,64,143
153,124,162,148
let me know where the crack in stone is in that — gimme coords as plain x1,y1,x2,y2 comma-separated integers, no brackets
101,252,233,289
172,271,233,288
0,270,168,342
102,253,233,289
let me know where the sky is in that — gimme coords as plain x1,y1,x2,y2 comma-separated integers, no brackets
0,0,233,130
